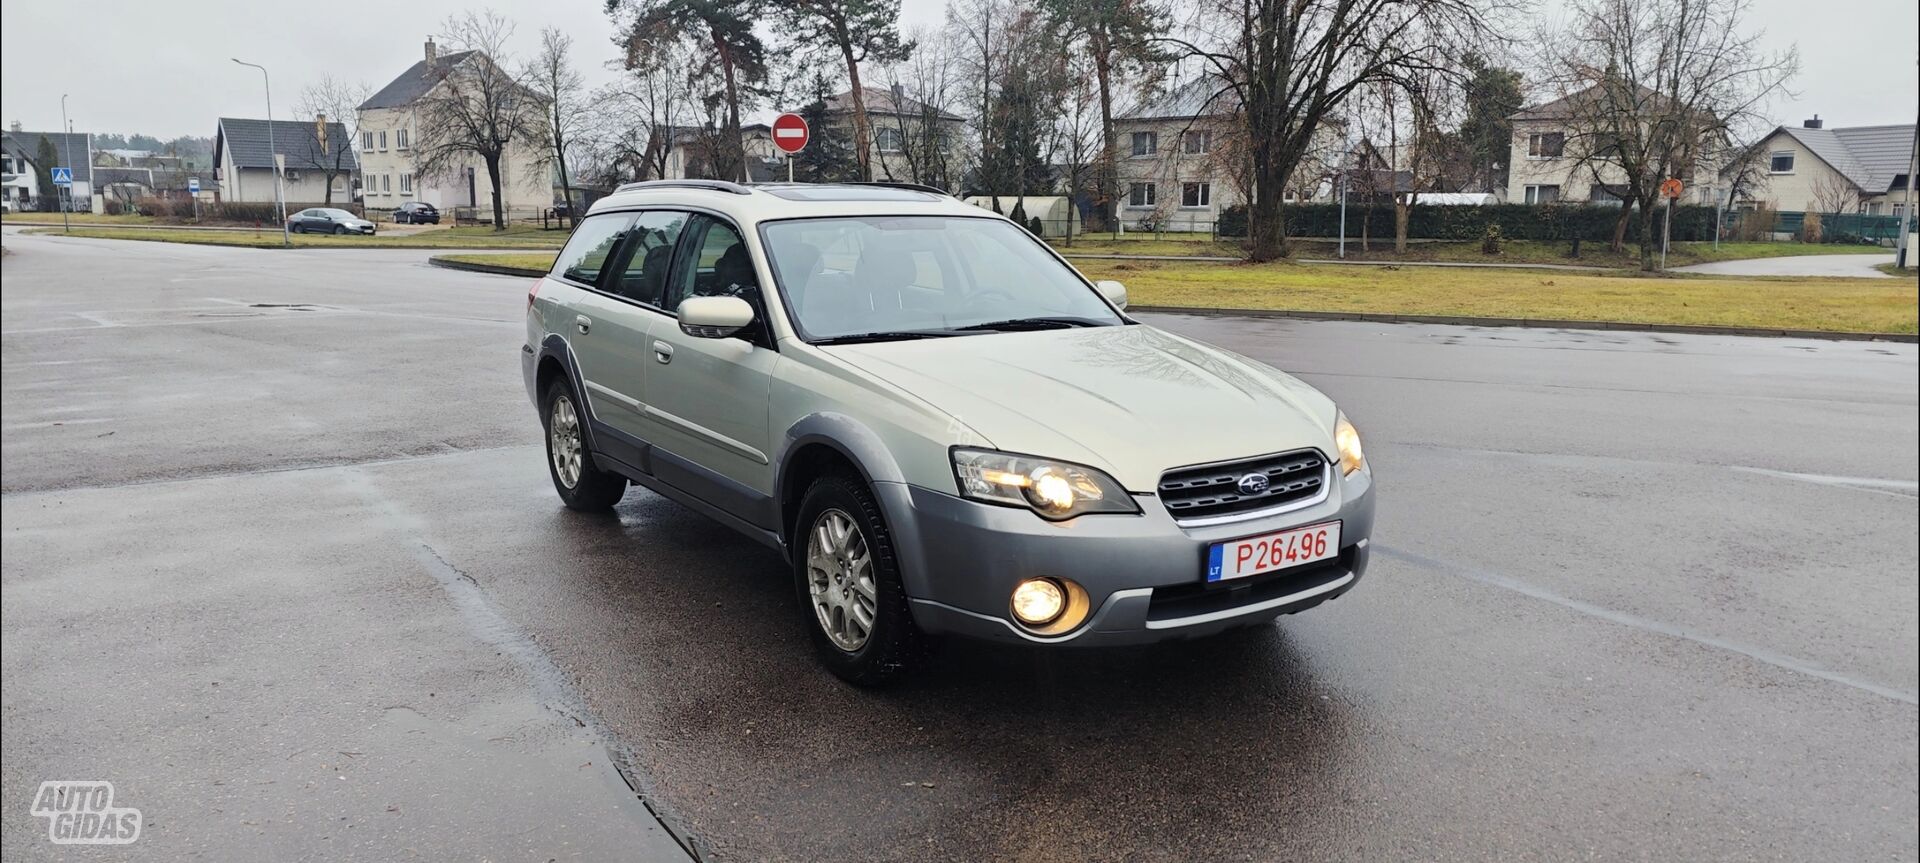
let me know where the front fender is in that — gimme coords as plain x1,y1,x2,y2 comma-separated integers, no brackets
773,413,947,603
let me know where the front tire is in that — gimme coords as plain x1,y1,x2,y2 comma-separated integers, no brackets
541,379,625,512
794,474,924,686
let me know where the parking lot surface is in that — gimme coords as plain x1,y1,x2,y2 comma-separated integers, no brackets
3,230,1915,861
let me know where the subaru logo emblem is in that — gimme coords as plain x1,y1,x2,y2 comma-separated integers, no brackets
1237,473,1270,495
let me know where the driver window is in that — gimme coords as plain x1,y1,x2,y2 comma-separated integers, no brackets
670,218,759,308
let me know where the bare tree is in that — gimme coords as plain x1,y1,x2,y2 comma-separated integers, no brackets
1537,0,1798,269
1037,0,1169,231
1049,49,1107,242
874,27,969,188
609,0,766,183
526,28,586,224
1810,172,1863,218
1163,0,1493,261
412,11,546,229
773,0,914,182
295,76,371,206
599,32,703,182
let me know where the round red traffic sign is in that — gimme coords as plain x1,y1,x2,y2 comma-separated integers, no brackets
772,113,809,155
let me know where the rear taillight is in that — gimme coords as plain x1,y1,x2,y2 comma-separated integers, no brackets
527,278,540,312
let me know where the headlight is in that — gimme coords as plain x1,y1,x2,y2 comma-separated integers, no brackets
1335,412,1366,476
951,448,1139,520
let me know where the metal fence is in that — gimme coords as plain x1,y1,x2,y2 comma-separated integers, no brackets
1730,211,1908,244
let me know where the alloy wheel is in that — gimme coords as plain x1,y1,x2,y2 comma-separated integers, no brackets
806,508,878,652
548,394,583,489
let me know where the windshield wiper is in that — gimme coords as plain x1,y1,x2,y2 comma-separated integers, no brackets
811,330,960,345
952,317,1105,332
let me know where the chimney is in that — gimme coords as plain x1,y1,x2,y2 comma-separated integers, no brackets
891,83,905,105
425,37,437,66
8,120,19,133
1803,115,1823,129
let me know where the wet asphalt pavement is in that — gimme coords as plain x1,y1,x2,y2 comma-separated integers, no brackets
3,230,1916,861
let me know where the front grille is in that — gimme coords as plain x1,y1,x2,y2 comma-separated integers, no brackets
1157,449,1327,523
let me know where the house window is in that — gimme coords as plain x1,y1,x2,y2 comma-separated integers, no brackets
1527,132,1565,158
1182,130,1212,155
381,173,391,193
1126,182,1156,207
1524,184,1560,204
399,173,413,194
1181,182,1211,208
1130,131,1157,157
1769,150,1794,173
361,131,374,152
395,129,410,150
874,127,904,153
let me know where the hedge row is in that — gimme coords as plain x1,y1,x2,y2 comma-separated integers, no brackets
134,198,362,222
1216,202,1718,242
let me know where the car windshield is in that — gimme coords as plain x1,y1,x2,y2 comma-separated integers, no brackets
319,209,355,220
760,216,1123,341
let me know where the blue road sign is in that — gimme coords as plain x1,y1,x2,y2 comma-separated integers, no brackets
188,176,201,194
51,167,73,187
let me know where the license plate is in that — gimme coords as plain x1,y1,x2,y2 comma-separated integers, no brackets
1206,521,1341,582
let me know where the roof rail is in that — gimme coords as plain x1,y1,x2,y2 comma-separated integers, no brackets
843,181,953,197
613,179,753,195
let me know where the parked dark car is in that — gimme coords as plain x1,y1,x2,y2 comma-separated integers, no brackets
393,201,440,224
288,208,376,235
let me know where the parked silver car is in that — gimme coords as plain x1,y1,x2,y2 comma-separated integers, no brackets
522,181,1374,684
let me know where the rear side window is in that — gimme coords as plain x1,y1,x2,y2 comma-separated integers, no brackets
605,211,689,308
552,213,633,287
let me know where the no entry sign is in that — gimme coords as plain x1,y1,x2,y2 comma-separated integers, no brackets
773,113,809,155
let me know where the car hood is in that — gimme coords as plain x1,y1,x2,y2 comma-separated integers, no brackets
824,325,1338,491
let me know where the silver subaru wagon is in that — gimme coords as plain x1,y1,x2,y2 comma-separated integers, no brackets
522,180,1374,685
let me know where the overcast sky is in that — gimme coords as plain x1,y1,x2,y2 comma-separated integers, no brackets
1,0,1912,141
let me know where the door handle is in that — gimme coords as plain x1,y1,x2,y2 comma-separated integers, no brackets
653,341,675,364
575,315,591,335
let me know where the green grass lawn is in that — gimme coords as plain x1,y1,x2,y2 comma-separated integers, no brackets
1073,258,1916,334
435,251,1916,335
1048,234,1892,269
437,252,558,271
25,226,567,250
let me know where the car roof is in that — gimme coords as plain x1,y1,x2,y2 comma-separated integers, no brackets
585,181,1000,226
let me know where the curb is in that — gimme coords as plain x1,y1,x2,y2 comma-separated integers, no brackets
1128,305,1918,343
429,256,547,278
427,257,1914,344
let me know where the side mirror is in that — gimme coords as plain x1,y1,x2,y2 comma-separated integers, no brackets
678,295,756,339
1095,279,1128,310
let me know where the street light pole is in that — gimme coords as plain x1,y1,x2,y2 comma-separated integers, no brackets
233,58,289,247
59,94,71,232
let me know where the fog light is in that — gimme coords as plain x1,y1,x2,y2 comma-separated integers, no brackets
1010,578,1066,626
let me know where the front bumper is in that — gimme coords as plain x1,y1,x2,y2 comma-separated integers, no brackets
881,467,1375,646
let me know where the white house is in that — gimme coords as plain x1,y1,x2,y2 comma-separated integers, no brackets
1731,117,1916,217
355,39,550,217
1112,76,1345,231
1505,86,1724,206
213,117,356,204
2,123,97,212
